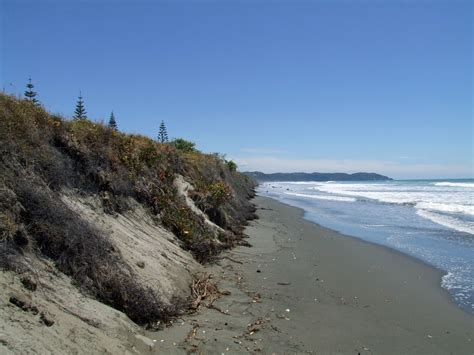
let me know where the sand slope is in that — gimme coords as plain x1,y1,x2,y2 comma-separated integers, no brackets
1,192,201,354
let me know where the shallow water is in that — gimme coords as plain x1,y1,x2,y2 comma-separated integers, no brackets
258,179,474,314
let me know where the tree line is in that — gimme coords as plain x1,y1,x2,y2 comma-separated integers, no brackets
20,78,238,170
21,77,169,143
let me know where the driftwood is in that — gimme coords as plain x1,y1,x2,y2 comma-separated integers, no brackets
190,274,228,311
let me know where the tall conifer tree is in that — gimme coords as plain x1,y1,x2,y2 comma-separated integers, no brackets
24,77,40,106
108,111,117,130
158,120,168,143
74,92,87,120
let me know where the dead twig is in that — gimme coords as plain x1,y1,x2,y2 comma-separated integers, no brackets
219,255,243,264
190,273,228,312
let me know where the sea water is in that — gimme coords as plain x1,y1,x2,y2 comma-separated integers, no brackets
258,179,474,314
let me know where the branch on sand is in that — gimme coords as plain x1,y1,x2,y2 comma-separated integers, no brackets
190,273,230,314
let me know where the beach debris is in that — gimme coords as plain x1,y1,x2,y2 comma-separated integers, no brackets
185,324,202,344
190,273,225,311
277,282,291,286
251,293,262,303
285,308,290,312
427,334,433,338
271,325,281,332
276,314,290,320
256,269,261,273
247,318,267,335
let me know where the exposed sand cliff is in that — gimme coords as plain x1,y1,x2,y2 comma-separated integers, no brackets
0,94,256,353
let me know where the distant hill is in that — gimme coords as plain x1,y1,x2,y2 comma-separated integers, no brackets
244,171,392,182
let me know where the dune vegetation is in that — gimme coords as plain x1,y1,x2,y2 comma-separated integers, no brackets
0,93,256,327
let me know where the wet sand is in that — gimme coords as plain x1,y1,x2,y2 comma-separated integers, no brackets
149,196,474,354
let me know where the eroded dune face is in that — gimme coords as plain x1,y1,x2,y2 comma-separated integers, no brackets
61,193,202,304
1,258,142,354
1,192,202,354
0,94,257,353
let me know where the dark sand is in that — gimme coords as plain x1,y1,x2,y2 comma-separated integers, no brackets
148,196,474,354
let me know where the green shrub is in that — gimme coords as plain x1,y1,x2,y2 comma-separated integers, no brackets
208,181,233,206
226,160,237,172
170,138,197,153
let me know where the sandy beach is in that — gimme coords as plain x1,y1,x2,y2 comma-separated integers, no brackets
149,196,474,354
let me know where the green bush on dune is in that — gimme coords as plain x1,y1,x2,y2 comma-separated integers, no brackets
170,138,197,153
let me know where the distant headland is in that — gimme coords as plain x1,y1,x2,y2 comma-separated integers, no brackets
244,171,392,182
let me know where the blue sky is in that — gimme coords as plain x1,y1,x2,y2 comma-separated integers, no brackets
1,0,472,178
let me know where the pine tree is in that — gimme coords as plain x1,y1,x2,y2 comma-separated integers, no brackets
108,111,117,130
24,77,40,106
158,120,168,143
74,92,87,120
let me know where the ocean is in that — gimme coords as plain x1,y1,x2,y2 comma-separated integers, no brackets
258,179,474,314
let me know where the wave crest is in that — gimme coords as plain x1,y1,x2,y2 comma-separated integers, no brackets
434,182,474,188
416,202,474,216
416,210,474,235
283,192,356,202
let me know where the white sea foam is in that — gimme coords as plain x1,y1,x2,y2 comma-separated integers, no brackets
312,182,474,216
262,180,474,234
278,181,323,185
416,209,474,235
283,192,356,202
441,272,474,310
416,202,474,216
434,182,474,188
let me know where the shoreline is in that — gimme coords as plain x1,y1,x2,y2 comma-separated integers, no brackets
294,203,459,311
149,195,474,354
